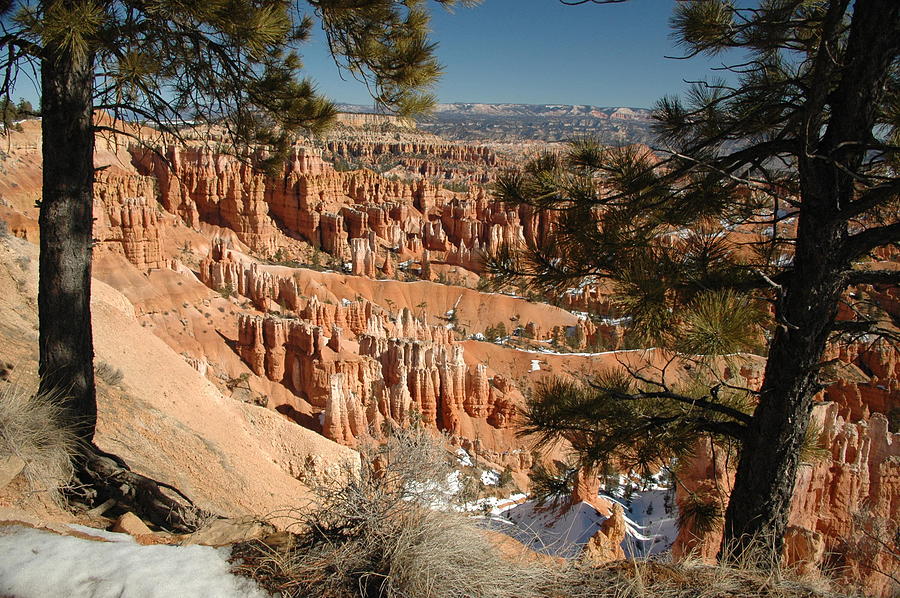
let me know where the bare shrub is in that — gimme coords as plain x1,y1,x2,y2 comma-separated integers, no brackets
234,426,548,598
95,361,124,386
0,383,78,504
231,426,851,598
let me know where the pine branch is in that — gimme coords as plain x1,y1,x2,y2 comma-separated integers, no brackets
829,320,900,344
685,418,748,441
587,381,753,427
844,180,900,218
841,222,900,262
604,356,752,424
845,269,900,286
801,0,852,140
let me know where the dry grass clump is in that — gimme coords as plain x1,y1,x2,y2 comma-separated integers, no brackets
0,383,78,503
554,559,850,598
233,426,549,598
94,361,124,386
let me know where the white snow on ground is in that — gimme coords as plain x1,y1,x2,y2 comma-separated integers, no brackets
456,448,474,467
481,469,501,486
65,523,137,543
445,470,463,494
467,493,528,515
493,501,606,558
596,316,632,326
0,525,270,598
483,487,678,560
516,346,654,358
612,489,678,557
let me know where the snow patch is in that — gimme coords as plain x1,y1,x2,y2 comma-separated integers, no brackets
498,501,606,558
481,470,500,486
618,489,677,557
456,448,474,467
486,485,677,560
0,525,270,598
65,524,136,543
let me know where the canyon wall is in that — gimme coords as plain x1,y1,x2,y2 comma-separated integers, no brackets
333,112,416,129
128,145,565,282
197,244,527,466
14,123,894,595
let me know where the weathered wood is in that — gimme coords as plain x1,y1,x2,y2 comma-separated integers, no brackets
75,446,212,534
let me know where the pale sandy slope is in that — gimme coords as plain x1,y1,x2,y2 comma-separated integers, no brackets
0,233,356,521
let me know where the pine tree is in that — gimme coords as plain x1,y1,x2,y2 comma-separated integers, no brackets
489,0,899,562
0,0,474,528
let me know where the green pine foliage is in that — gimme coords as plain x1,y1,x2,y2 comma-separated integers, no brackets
0,0,479,459
0,97,35,132
528,460,576,508
484,322,508,342
520,371,752,475
487,145,768,353
677,492,724,538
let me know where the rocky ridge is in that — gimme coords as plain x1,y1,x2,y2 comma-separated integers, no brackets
337,102,656,143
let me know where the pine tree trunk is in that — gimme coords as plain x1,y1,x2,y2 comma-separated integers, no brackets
720,212,845,561
38,41,97,444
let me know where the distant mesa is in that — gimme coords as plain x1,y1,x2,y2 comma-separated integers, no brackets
333,111,417,130
336,102,652,119
335,102,655,143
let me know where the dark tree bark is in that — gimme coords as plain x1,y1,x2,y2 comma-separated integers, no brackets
38,38,97,444
721,216,846,558
721,0,900,558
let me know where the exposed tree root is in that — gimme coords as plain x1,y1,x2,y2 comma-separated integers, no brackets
68,444,215,533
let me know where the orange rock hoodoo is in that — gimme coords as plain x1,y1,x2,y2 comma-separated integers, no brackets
93,168,166,271
3,116,895,598
129,144,563,284
200,243,524,452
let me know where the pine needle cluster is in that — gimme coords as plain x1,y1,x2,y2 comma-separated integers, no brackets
520,369,753,475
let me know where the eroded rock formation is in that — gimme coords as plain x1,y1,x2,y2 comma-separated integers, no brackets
583,503,627,565
93,168,166,271
127,144,585,306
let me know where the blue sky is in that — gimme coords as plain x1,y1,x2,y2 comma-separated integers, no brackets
9,0,737,111
302,0,738,109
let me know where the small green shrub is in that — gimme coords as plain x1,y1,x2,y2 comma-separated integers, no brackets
219,283,236,299
484,322,508,342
